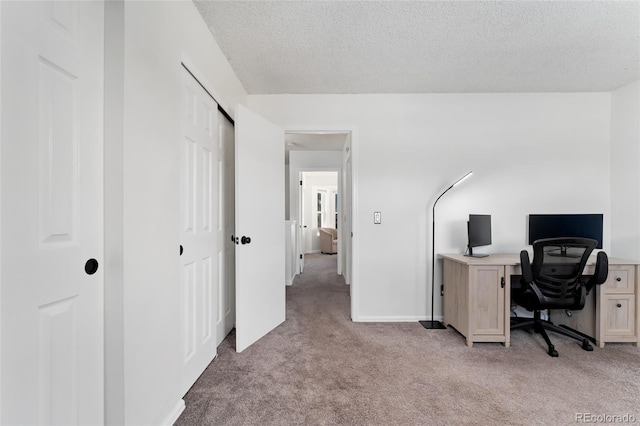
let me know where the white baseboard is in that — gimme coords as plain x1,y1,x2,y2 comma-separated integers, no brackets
352,315,443,323
286,272,298,286
161,399,185,426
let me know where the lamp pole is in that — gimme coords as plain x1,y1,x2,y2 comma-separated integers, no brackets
420,171,473,329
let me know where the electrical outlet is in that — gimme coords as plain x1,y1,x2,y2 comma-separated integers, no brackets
374,211,381,224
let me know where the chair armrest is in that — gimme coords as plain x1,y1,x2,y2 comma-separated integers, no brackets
520,250,533,283
585,251,608,294
517,249,546,305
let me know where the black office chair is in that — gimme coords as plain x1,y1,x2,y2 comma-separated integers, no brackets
511,237,608,357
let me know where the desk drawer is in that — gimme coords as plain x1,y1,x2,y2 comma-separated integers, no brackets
602,294,636,338
603,265,635,293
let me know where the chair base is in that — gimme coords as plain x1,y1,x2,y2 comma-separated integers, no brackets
511,311,593,357
558,324,598,346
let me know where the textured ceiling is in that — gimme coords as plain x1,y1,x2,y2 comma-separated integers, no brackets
194,0,640,94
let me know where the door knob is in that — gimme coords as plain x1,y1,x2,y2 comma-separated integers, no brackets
85,259,99,275
241,236,251,245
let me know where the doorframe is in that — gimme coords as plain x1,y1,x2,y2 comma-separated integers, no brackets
284,126,359,321
0,2,4,418
300,169,341,261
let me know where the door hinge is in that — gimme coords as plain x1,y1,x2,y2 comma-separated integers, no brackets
300,254,303,259
300,180,303,186
501,277,505,288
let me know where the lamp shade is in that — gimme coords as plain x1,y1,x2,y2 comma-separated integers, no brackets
452,171,473,188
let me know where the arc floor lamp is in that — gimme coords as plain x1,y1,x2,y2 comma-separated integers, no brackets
420,171,473,329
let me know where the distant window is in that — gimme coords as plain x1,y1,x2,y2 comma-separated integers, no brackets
316,190,326,228
315,188,339,229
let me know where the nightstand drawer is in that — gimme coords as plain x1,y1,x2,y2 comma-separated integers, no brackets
603,265,635,293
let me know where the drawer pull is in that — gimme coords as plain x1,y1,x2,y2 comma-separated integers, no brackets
616,277,622,282
616,303,622,308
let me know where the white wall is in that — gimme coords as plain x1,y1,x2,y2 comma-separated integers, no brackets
104,1,247,425
248,93,612,321
611,80,640,259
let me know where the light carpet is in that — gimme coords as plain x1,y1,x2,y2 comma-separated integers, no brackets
176,253,640,425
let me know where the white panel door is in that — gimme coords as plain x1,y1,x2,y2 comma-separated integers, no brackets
235,105,285,353
179,69,218,396
216,111,235,346
0,1,104,424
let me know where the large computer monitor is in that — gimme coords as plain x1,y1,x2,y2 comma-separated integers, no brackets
466,214,491,257
528,214,603,249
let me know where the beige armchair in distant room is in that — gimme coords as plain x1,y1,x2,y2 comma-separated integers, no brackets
319,228,338,254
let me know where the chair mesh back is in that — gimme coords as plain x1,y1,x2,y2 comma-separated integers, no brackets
531,238,597,300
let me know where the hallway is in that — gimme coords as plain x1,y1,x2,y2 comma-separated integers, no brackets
287,253,350,325
177,253,352,424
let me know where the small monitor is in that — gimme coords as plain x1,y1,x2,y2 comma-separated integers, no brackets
528,214,603,249
466,214,491,258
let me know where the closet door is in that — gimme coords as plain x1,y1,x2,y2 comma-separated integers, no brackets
179,68,218,395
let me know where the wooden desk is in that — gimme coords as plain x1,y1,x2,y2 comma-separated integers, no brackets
440,253,639,349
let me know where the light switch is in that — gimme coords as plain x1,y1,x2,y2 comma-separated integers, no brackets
374,211,381,224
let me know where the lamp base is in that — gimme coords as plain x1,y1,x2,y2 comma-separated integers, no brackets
419,320,446,329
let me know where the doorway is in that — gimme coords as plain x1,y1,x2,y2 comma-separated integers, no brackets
284,131,353,297
301,171,339,255
212,114,358,354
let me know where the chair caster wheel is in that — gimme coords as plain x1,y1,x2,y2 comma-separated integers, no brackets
581,339,593,351
548,346,559,357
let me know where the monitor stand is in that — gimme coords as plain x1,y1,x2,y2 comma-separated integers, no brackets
547,246,581,258
464,246,489,258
